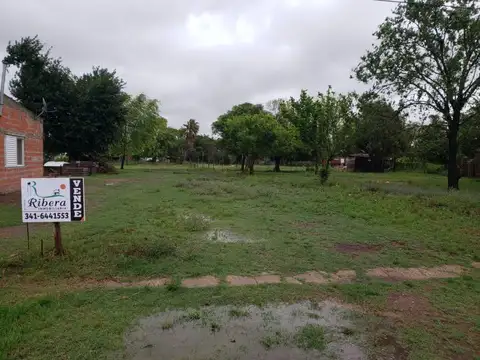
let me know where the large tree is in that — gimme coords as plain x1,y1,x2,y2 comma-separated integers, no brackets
354,94,409,165
279,88,355,176
316,86,356,181
4,37,77,157
74,67,127,161
266,98,300,172
155,127,183,163
213,102,267,171
221,113,279,174
111,93,166,168
355,0,480,189
280,90,322,172
4,36,127,160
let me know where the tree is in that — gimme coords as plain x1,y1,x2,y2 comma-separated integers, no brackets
459,108,480,158
155,127,183,163
4,36,77,157
180,119,200,162
74,67,127,161
316,86,356,182
266,98,300,172
213,102,267,171
414,115,449,165
222,113,279,174
4,36,127,160
279,88,355,177
270,121,300,172
354,94,409,166
195,135,218,165
355,0,480,189
111,93,166,169
281,90,323,173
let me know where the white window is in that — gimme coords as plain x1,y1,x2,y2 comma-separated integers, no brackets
4,135,25,167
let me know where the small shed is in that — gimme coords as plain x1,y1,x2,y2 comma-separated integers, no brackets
346,153,390,173
44,161,69,177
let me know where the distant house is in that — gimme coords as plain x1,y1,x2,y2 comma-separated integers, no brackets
0,94,44,194
462,150,480,178
346,153,392,173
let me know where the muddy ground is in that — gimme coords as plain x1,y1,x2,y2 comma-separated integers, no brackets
124,300,402,360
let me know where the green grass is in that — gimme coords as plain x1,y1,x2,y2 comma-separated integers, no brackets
260,330,290,349
0,164,479,359
294,324,326,351
229,307,250,318
1,165,479,282
0,204,21,227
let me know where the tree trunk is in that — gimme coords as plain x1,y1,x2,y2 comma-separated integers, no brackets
447,112,460,190
314,150,320,174
120,155,125,170
241,155,246,172
273,156,281,172
248,156,255,174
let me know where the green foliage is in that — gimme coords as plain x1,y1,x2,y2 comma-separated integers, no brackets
212,103,268,160
459,109,480,158
279,87,355,174
74,68,127,160
221,113,288,174
180,119,200,161
354,94,409,160
294,324,326,350
319,167,330,185
414,115,449,165
110,93,166,161
155,127,183,162
354,0,480,189
4,36,127,160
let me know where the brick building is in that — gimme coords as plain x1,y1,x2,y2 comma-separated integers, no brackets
0,95,44,194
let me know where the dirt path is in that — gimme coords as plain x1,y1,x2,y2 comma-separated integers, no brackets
2,263,475,297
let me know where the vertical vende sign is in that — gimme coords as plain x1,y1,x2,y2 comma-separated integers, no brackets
21,178,86,223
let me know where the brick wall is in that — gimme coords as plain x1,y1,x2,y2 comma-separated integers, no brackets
0,96,44,194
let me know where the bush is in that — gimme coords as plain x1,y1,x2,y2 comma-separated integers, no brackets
319,168,330,185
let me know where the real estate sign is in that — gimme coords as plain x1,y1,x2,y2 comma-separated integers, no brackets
21,178,86,223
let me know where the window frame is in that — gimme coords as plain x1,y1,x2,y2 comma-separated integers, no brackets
4,134,25,168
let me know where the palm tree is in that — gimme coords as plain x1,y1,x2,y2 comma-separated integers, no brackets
181,119,200,162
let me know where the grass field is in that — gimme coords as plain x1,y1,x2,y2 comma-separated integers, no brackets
1,164,479,359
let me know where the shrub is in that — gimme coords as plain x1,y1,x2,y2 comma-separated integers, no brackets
319,168,330,185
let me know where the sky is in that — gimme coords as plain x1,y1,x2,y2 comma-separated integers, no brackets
0,0,395,134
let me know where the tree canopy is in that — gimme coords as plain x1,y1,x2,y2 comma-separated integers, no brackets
4,36,127,160
355,0,480,189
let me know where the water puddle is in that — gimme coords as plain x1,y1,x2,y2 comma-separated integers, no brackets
205,229,255,243
125,300,367,359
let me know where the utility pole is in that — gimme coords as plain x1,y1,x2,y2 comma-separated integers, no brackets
0,62,7,117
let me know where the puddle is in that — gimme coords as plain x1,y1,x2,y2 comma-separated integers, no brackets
125,300,367,359
206,229,255,243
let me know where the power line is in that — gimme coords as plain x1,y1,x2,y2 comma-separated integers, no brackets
373,0,479,10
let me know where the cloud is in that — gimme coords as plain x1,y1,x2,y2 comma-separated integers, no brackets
0,0,395,133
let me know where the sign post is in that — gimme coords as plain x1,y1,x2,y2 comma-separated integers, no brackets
21,178,86,255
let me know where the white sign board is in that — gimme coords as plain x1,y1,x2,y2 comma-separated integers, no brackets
21,178,86,223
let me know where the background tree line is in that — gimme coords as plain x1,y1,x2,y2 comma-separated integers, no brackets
6,0,480,192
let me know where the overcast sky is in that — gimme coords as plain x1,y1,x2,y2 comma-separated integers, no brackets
1,0,395,134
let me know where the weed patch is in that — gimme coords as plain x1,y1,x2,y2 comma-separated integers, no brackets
294,324,326,350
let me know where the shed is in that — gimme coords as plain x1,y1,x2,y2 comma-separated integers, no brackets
44,161,69,177
346,153,390,173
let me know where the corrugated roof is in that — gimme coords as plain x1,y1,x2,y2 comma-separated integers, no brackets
44,161,69,167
